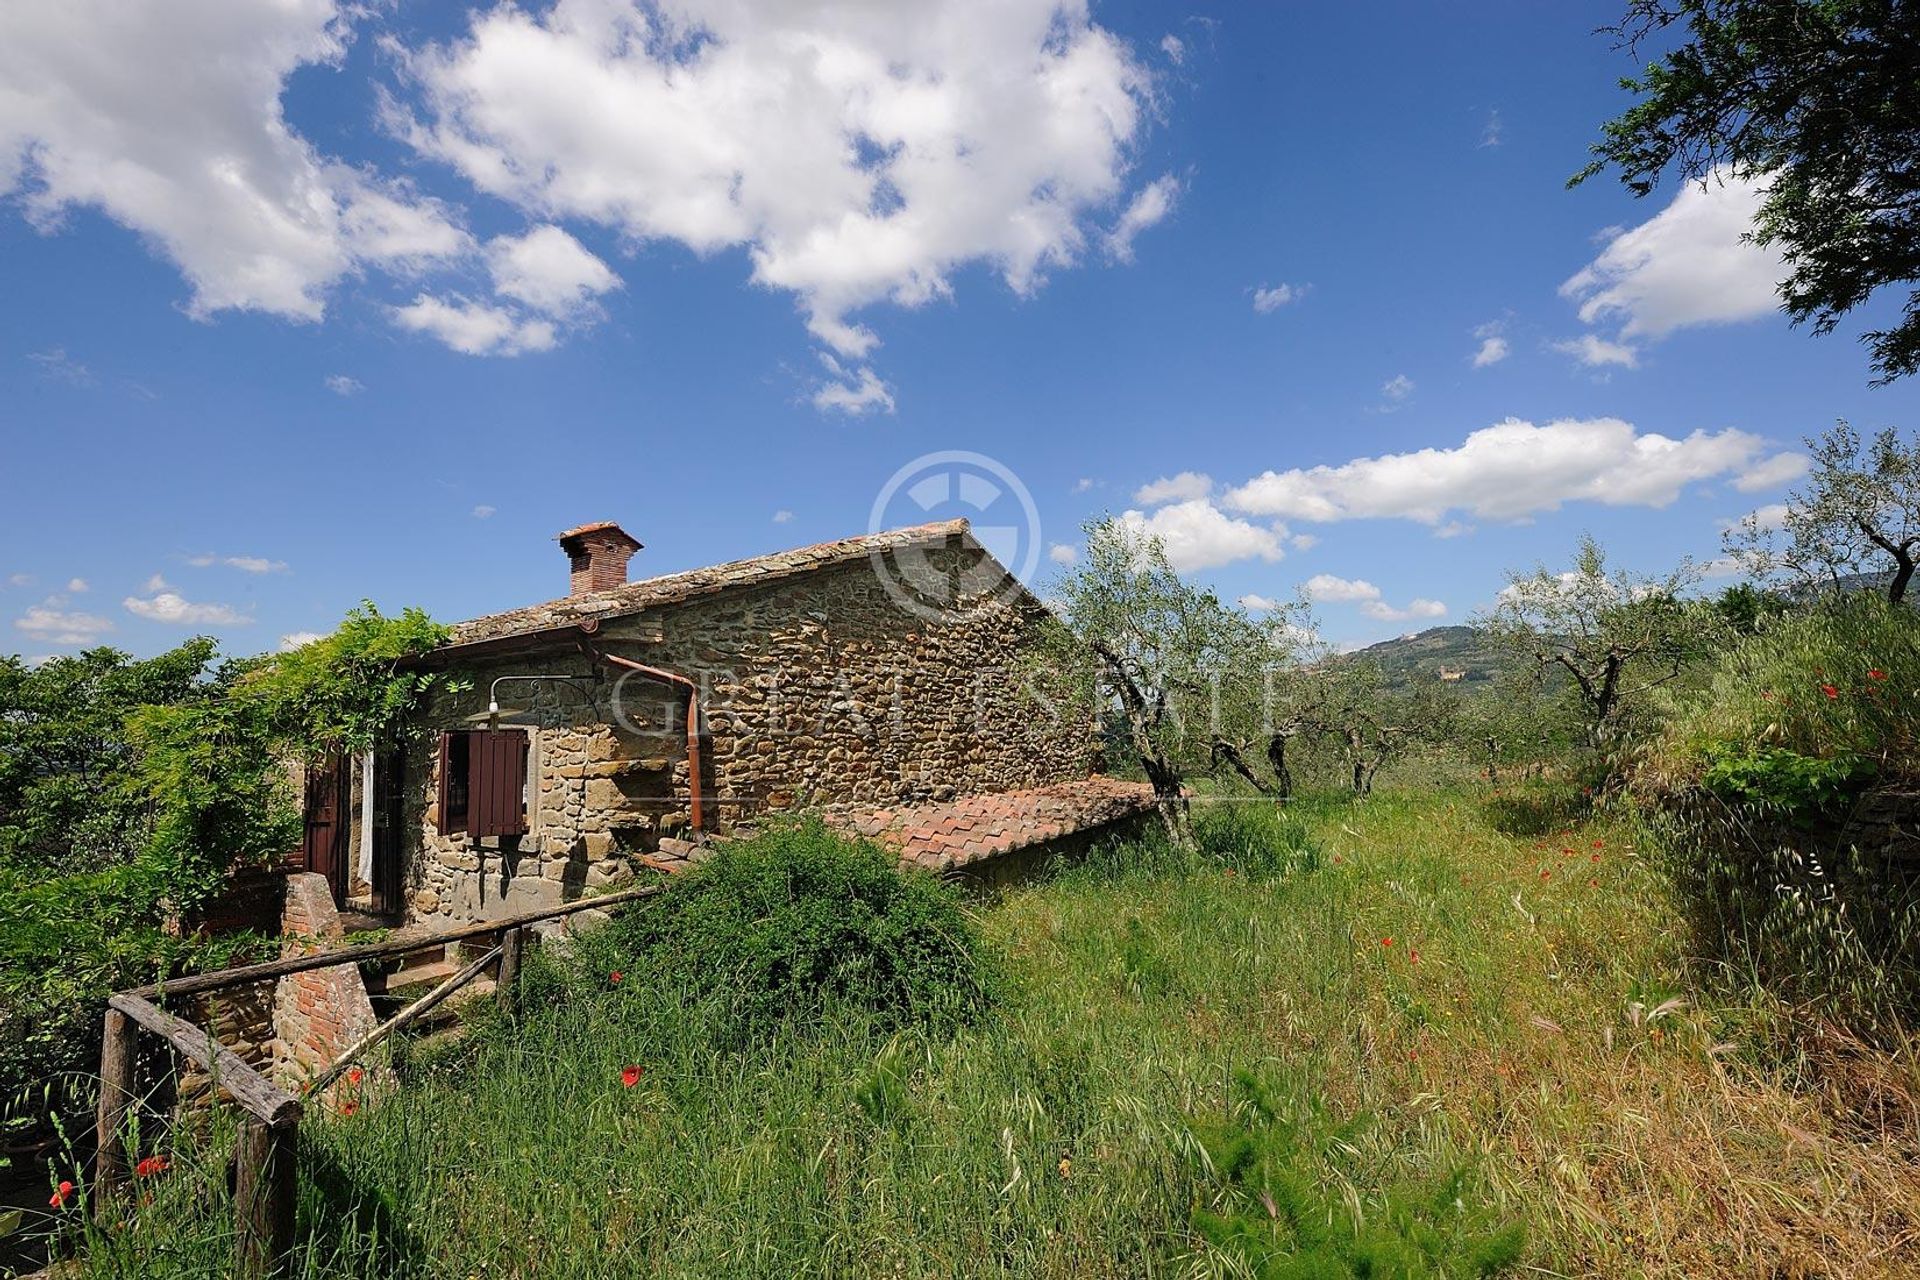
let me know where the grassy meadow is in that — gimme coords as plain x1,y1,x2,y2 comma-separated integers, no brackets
44,788,1920,1278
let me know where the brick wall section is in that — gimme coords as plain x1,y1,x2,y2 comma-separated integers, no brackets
270,872,378,1093
401,533,1095,926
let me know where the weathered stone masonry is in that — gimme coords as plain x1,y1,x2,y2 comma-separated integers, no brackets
400,525,1096,928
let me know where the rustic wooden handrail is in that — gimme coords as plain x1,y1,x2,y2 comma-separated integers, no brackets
106,994,302,1127
304,943,502,1096
96,882,663,1277
128,883,663,1000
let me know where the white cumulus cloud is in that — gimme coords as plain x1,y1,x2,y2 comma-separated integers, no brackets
1301,574,1443,622
1117,499,1285,572
187,553,287,574
1733,452,1809,492
1471,335,1509,368
14,600,113,644
124,590,250,626
392,294,557,357
279,631,326,651
1304,573,1380,603
0,0,468,322
812,355,895,415
485,224,620,319
1252,283,1306,313
1225,417,1775,526
1561,174,1786,340
1133,471,1213,505
1362,597,1447,623
1552,333,1640,369
1048,543,1078,565
399,0,1158,361
1104,174,1181,263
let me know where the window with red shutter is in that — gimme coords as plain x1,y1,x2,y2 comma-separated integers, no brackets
469,729,530,839
436,730,528,837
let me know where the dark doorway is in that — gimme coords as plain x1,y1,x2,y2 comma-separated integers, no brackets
301,754,351,906
371,751,405,916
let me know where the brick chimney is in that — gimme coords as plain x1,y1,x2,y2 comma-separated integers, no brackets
557,521,642,597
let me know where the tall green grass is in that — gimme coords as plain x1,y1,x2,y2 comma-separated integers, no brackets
40,792,1920,1278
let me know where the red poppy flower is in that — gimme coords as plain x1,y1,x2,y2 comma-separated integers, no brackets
1409,949,1421,965
340,1100,358,1117
1822,683,1840,699
134,1155,169,1178
621,1065,643,1088
1591,852,1602,862
1588,878,1598,887
1591,839,1604,848
610,971,623,984
49,1180,73,1208
1380,937,1393,948
346,1067,363,1086
1540,869,1551,879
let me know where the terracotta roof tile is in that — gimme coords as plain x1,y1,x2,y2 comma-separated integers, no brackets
828,776,1156,872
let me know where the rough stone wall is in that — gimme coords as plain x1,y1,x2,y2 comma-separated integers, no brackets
269,873,379,1088
172,979,277,1107
402,544,1095,926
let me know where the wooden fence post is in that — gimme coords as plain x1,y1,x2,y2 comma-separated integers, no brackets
93,1007,137,1222
233,1117,297,1278
496,926,526,1017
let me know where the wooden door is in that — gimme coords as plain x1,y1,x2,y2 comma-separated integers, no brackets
301,754,351,906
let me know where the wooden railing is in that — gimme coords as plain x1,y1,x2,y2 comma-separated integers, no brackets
93,884,662,1277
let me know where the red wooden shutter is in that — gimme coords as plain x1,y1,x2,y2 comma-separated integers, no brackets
436,732,460,834
470,730,528,838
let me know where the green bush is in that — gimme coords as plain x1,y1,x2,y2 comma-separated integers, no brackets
1641,595,1920,1033
1651,594,1917,792
1697,743,1873,815
593,820,1000,1041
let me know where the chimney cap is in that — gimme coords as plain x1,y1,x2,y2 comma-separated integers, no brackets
556,520,643,554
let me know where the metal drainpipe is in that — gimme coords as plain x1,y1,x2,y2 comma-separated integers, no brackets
591,649,705,834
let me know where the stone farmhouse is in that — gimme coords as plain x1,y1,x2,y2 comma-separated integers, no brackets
294,518,1153,928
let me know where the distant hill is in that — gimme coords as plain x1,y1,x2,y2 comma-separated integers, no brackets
1353,625,1507,691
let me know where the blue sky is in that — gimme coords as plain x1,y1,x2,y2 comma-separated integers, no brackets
3,0,1915,659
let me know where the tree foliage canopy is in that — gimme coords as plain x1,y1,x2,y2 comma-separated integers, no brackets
1578,0,1920,382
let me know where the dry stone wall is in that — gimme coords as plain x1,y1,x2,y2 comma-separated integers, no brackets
402,544,1094,927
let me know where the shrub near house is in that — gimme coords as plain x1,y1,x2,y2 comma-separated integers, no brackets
1641,594,1920,1030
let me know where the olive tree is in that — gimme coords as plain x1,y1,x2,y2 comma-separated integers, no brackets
1480,536,1712,750
1044,518,1304,849
1726,421,1920,604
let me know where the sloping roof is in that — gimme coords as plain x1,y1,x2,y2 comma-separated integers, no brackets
836,776,1157,873
641,777,1159,877
445,518,976,650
